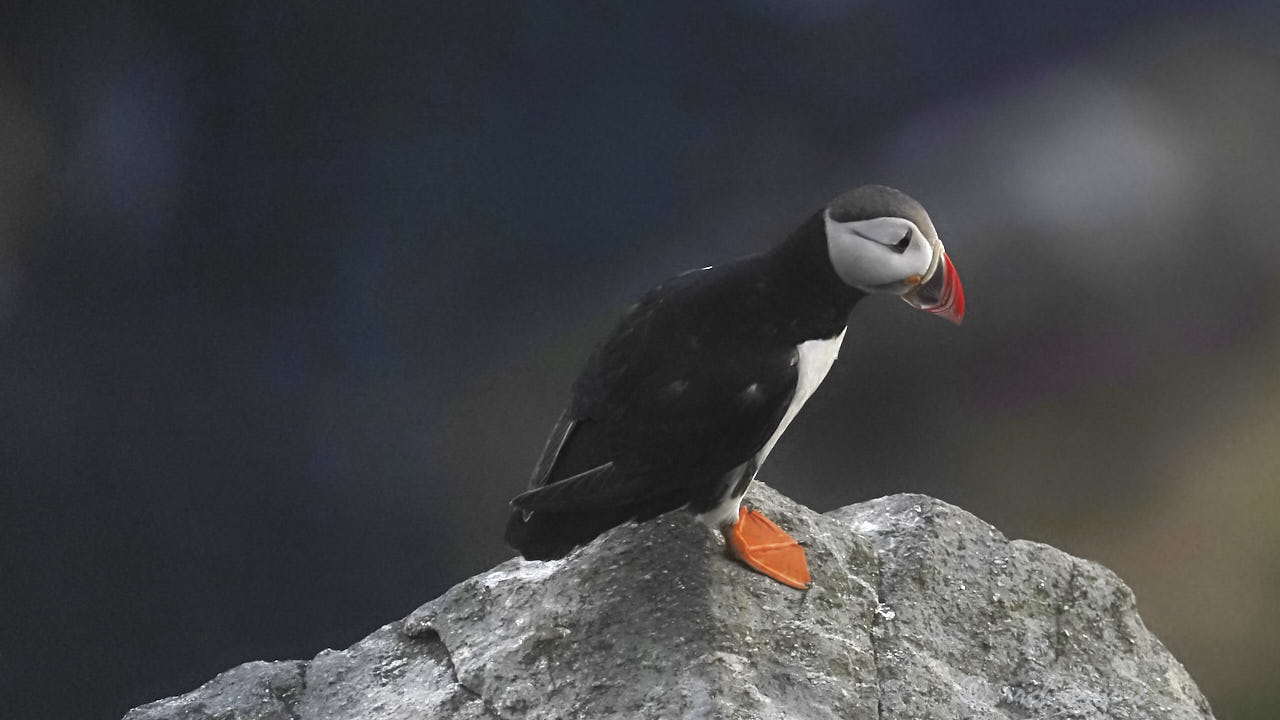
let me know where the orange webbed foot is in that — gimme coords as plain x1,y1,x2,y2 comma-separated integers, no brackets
725,505,811,590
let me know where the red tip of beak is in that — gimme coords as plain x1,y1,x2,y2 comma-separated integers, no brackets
924,253,964,325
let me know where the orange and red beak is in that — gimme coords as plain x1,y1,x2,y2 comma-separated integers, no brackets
904,252,964,325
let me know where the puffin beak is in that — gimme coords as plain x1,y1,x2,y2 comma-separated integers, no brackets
903,252,964,325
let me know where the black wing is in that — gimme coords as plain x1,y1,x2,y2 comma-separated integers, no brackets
514,266,800,515
505,263,806,559
514,352,798,514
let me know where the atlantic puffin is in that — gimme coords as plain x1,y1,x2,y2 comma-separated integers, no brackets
505,185,963,589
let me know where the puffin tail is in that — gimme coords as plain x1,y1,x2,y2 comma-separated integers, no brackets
503,506,635,560
504,490,686,560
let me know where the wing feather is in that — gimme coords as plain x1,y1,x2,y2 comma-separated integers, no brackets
512,462,666,512
515,261,806,517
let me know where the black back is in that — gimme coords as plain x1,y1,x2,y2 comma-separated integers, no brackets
505,211,865,559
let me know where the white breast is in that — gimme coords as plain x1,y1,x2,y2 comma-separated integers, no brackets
693,328,847,529
756,328,846,465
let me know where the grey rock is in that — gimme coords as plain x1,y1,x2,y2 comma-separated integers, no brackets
124,485,1214,720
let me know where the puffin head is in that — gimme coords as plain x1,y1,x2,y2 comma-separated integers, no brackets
823,185,964,324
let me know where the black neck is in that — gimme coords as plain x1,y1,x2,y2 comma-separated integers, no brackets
763,211,866,341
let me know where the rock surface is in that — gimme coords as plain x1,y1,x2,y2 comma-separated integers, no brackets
124,485,1215,720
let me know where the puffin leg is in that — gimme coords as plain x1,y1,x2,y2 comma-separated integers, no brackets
723,505,811,590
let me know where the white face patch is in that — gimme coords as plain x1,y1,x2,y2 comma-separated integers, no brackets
825,213,936,290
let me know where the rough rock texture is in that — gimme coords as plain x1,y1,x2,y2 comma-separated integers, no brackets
124,485,1215,720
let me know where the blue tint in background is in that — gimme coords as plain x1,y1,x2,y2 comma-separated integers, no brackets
3,2,1279,716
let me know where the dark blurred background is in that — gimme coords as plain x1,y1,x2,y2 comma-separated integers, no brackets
3,1,1278,717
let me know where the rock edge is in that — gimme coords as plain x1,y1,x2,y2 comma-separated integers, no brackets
124,485,1215,720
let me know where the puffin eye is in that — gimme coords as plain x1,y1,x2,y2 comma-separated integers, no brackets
891,229,912,254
